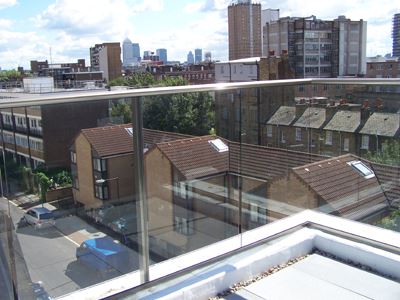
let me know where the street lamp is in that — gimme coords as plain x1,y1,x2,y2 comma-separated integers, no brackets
95,177,120,202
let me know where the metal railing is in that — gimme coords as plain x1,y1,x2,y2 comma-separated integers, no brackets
0,78,399,299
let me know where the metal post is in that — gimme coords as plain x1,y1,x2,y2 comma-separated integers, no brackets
131,96,150,283
238,89,243,234
0,167,3,198
2,148,9,196
116,177,120,202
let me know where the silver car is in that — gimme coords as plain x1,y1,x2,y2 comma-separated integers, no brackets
24,207,55,228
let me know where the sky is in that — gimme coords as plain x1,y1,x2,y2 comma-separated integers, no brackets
0,0,398,70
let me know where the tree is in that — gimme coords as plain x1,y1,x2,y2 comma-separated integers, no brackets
109,73,214,135
365,140,400,166
0,70,23,82
111,102,132,124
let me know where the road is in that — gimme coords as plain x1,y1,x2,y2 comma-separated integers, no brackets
0,197,139,298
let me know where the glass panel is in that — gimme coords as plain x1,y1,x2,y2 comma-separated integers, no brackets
0,79,398,299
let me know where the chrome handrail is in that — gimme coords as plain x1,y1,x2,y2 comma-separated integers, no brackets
0,78,399,109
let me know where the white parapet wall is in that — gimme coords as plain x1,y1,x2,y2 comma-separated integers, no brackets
23,77,54,93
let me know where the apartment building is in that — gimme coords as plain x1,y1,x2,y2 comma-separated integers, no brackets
30,59,88,75
367,57,400,79
151,63,215,84
263,15,367,78
393,13,400,57
90,42,122,82
215,56,294,144
228,1,262,60
0,99,109,169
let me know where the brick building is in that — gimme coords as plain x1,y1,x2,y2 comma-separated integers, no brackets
90,42,122,82
0,99,109,169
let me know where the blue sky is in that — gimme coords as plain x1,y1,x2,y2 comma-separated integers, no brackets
0,0,398,70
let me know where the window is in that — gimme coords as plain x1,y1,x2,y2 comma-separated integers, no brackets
325,131,333,145
266,125,273,137
93,158,106,172
295,128,302,141
73,176,79,190
29,138,43,152
29,118,42,129
94,184,108,200
361,135,369,150
15,135,29,148
179,182,186,198
250,203,258,222
343,138,349,151
174,216,193,235
281,131,286,143
3,114,12,125
3,132,14,144
71,151,77,164
15,116,27,127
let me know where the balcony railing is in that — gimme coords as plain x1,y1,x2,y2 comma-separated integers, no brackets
0,78,399,299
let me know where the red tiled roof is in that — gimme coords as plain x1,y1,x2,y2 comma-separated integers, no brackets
155,136,229,180
292,154,387,216
370,162,400,205
229,143,326,181
81,124,192,157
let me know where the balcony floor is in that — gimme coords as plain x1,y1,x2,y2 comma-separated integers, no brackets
225,253,400,300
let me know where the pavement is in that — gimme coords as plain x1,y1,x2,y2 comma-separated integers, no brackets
1,194,141,298
8,193,104,245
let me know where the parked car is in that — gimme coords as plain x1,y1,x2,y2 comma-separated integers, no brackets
76,237,130,275
24,207,55,228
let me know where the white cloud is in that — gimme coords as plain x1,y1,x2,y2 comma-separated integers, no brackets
183,2,204,14
0,18,13,29
0,29,49,68
0,0,16,10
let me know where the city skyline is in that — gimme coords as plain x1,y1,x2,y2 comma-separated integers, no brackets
0,0,398,69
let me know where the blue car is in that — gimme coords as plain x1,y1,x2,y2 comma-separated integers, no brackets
76,237,130,274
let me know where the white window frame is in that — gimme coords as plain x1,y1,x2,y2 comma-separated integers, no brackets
343,138,349,151
325,131,333,145
361,135,369,150
295,128,302,141
281,131,286,143
266,125,273,138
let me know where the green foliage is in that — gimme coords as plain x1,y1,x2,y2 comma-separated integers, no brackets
0,70,23,81
21,166,34,193
378,209,400,232
109,73,215,135
36,172,51,202
109,72,157,88
365,140,400,166
111,102,132,124
54,170,72,187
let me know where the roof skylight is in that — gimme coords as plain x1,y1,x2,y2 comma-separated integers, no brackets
209,138,228,153
125,128,133,136
348,160,375,179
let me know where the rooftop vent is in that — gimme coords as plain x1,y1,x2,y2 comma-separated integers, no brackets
209,138,228,153
348,160,375,179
